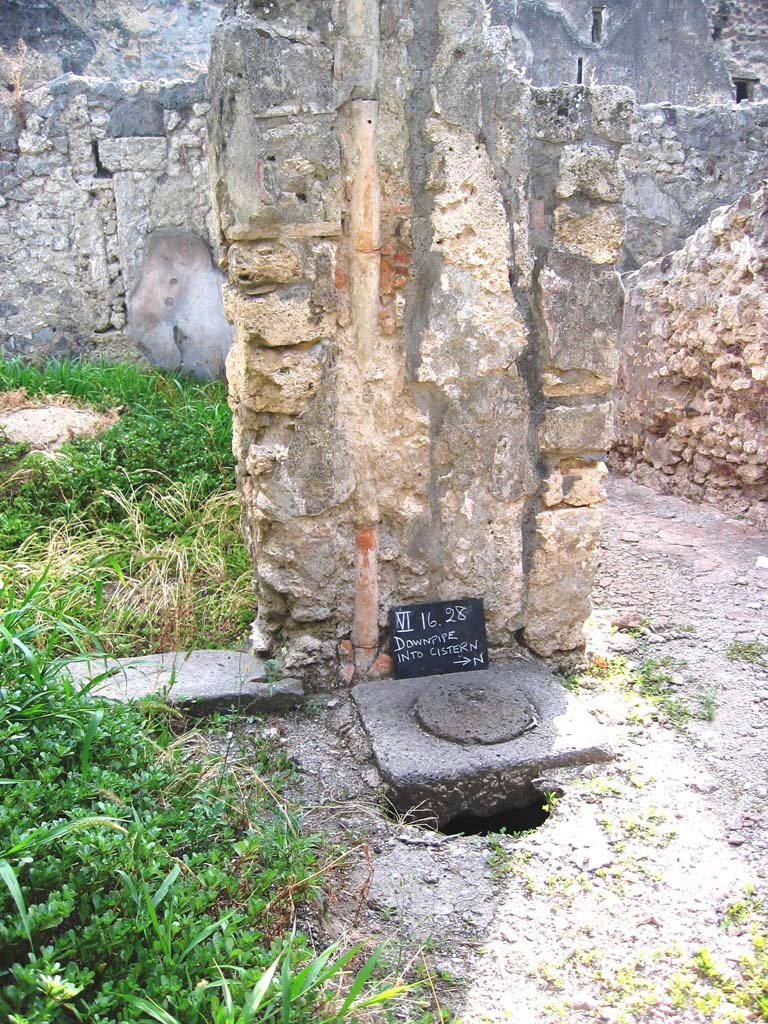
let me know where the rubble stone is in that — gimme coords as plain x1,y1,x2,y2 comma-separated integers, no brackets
613,185,768,527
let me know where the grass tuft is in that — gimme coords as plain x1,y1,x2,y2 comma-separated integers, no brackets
0,359,251,655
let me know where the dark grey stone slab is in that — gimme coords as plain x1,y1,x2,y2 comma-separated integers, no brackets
66,649,304,715
352,661,613,826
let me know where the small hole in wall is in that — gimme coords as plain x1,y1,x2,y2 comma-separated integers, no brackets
453,47,465,59
266,154,276,161
734,77,757,102
577,57,584,84
367,118,372,124
591,6,604,43
296,192,308,202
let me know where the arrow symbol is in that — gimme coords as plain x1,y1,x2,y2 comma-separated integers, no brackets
453,657,472,667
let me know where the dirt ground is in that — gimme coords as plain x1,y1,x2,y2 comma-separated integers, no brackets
246,474,768,1023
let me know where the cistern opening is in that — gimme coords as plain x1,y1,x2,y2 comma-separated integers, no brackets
439,794,551,837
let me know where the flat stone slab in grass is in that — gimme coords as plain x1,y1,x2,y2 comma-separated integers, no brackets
66,649,304,715
352,661,613,826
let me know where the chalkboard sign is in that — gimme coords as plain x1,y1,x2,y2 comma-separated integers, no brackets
389,598,489,679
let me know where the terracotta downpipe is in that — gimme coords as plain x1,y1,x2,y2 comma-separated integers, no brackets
349,97,380,672
346,0,381,672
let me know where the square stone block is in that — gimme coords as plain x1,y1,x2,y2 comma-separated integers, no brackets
353,662,612,826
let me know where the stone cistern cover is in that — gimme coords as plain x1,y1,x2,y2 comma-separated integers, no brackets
353,661,613,826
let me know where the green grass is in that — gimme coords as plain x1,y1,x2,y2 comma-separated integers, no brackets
0,571,408,1023
0,359,252,654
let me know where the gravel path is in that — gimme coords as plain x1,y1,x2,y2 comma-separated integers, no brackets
248,475,768,1023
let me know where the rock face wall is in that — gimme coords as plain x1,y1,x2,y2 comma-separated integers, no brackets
0,75,230,374
209,0,630,684
612,186,768,527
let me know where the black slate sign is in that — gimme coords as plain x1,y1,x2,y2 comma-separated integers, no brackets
389,598,489,679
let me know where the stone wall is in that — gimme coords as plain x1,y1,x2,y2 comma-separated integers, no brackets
0,74,231,375
209,0,630,685
612,185,768,527
621,99,768,269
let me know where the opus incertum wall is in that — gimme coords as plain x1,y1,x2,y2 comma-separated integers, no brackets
208,0,631,687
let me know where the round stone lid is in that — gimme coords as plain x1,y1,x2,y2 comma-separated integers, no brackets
414,676,538,745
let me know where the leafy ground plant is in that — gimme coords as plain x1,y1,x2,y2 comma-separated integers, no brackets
0,573,407,1022
0,359,252,654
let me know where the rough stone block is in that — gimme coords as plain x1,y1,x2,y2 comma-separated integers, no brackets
97,136,167,173
540,254,624,392
108,97,165,138
223,285,336,348
212,116,342,240
522,508,602,656
531,86,588,142
589,86,636,144
542,460,608,508
226,336,328,416
556,144,626,203
540,403,614,455
227,242,303,293
210,21,335,118
553,204,625,265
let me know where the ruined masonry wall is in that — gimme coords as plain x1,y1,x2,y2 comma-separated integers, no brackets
622,99,768,269
612,185,768,527
209,0,630,686
0,75,216,364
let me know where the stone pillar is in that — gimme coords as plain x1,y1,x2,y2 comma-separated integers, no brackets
521,86,632,656
208,0,630,686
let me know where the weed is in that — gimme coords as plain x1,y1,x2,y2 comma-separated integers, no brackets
669,936,768,1021
727,639,768,668
542,790,560,814
697,688,717,722
264,645,288,690
567,654,709,730
579,775,624,799
0,428,29,475
721,884,765,931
